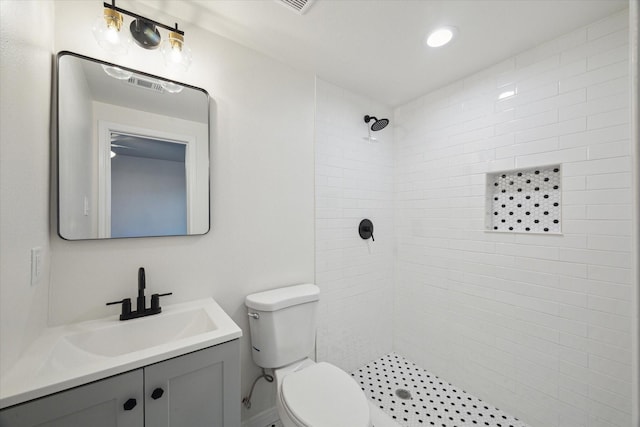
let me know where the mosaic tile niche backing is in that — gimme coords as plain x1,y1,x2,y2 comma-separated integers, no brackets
487,165,561,234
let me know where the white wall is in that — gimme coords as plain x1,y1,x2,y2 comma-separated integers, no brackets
0,1,54,376
315,79,394,372
47,0,315,420
394,9,633,427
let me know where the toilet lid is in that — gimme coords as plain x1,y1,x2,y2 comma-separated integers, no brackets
281,362,370,427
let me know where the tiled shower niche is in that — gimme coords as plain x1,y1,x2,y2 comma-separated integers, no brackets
486,165,561,234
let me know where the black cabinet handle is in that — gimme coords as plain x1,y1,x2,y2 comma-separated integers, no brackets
151,387,164,400
123,398,137,411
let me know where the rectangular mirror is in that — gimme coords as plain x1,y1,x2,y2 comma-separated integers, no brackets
56,51,210,240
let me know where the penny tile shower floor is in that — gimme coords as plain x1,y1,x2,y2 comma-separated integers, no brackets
352,353,530,427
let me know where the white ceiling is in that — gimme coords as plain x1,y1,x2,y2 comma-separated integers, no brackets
137,0,628,107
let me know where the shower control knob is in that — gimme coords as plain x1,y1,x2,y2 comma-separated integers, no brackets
359,219,375,241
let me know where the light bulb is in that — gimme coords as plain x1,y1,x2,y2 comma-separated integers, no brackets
170,47,183,63
105,26,119,44
92,8,131,56
161,31,193,71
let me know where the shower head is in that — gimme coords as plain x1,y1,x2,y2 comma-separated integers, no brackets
364,115,390,131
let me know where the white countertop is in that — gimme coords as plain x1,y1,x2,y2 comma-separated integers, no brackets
0,297,242,409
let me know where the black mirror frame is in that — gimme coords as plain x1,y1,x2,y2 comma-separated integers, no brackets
55,51,211,240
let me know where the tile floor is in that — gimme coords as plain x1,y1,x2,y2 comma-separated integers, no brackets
352,353,530,427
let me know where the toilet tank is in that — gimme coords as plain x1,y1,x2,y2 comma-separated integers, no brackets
245,284,319,368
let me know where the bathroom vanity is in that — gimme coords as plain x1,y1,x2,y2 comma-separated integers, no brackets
0,298,242,427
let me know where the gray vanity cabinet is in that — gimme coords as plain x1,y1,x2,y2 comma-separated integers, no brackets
0,370,143,427
0,340,240,427
145,339,240,427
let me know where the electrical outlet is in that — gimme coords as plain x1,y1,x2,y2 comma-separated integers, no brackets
31,247,43,286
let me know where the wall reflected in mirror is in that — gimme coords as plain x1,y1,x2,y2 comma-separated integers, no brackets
110,133,187,238
57,52,210,240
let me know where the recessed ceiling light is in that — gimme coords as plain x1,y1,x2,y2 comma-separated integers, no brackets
426,26,457,48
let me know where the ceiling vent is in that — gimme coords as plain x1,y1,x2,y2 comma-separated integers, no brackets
277,0,315,15
126,76,164,94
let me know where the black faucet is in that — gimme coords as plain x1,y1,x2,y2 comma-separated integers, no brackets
107,267,172,321
137,267,146,313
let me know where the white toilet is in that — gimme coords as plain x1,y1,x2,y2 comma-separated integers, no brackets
246,284,372,427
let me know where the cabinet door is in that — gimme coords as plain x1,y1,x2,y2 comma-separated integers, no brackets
144,340,240,427
0,369,143,427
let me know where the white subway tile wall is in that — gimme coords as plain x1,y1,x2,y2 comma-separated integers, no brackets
393,9,631,427
315,79,395,372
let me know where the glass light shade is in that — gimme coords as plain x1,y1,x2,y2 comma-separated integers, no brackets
101,65,133,80
160,32,193,71
160,81,184,93
92,8,131,56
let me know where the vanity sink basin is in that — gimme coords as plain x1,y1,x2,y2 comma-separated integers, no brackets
0,297,242,410
64,307,216,357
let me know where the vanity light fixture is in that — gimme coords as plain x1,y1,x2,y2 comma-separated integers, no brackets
426,26,457,48
92,0,192,71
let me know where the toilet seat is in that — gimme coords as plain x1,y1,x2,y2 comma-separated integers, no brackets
280,362,370,427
